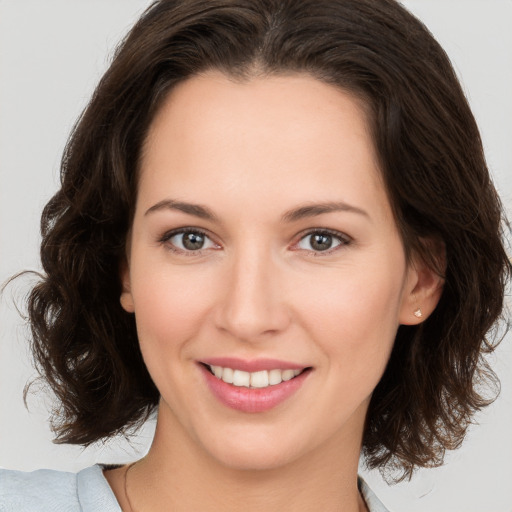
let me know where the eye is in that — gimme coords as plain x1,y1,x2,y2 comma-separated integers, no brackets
162,229,219,253
295,230,349,253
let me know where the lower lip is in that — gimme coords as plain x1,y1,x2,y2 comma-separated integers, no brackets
200,365,311,413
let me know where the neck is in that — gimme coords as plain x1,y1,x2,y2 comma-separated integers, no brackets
118,405,368,512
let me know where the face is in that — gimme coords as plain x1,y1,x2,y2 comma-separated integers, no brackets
121,71,427,471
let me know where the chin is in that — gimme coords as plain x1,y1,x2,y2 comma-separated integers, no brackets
199,428,304,472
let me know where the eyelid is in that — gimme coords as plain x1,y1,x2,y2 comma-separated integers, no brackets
159,227,221,254
291,228,352,254
158,226,351,256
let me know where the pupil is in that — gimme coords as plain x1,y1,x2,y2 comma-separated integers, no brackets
183,232,204,250
311,234,332,251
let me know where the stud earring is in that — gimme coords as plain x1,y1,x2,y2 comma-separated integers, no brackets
414,308,423,318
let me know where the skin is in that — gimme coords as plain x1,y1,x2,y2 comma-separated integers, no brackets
106,71,443,512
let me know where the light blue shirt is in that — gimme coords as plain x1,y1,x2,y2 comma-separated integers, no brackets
0,465,390,511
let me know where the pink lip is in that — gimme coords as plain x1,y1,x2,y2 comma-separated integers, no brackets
201,357,305,372
200,363,311,413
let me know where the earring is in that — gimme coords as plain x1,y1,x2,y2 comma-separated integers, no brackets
414,308,423,319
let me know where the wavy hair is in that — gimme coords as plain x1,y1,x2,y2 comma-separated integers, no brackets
25,0,511,480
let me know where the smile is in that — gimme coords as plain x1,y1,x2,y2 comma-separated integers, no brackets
200,360,312,413
207,365,304,388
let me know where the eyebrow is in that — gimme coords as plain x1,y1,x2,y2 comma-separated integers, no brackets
144,199,369,223
281,202,370,223
145,199,217,221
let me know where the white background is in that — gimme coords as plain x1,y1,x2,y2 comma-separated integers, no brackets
0,1,511,511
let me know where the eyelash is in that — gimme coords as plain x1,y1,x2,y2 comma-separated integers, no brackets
159,228,216,257
293,228,352,255
158,228,351,256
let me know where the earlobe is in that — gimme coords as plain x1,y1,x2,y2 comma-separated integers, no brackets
119,260,135,313
399,243,446,326
120,290,135,313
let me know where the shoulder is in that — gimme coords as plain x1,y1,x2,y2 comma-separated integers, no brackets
0,467,79,512
0,465,121,512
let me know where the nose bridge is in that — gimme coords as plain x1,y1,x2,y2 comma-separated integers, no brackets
215,242,289,341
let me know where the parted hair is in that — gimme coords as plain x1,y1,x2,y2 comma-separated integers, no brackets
26,0,510,480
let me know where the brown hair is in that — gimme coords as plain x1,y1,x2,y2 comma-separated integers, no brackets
26,0,511,480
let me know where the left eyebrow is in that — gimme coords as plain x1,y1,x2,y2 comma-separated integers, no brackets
281,201,370,223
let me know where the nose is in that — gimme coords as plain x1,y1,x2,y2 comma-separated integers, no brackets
214,247,291,342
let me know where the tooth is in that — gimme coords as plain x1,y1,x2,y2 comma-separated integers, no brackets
212,365,304,387
268,369,283,385
250,370,269,388
232,369,250,387
281,369,295,381
222,367,234,384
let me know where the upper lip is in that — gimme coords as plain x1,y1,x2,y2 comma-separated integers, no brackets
200,357,309,372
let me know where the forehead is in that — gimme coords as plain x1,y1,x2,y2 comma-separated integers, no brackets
138,70,390,223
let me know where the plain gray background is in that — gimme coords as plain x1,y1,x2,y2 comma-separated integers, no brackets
1,1,511,511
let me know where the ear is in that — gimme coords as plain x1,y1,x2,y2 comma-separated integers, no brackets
119,258,135,313
399,240,446,326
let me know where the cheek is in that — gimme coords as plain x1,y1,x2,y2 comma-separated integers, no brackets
294,257,406,374
129,261,216,368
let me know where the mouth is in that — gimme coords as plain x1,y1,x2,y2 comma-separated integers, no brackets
202,363,311,389
199,359,312,413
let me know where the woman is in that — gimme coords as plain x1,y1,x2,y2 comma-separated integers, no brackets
1,0,510,511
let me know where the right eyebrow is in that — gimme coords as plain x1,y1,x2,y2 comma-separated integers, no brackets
144,199,218,221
